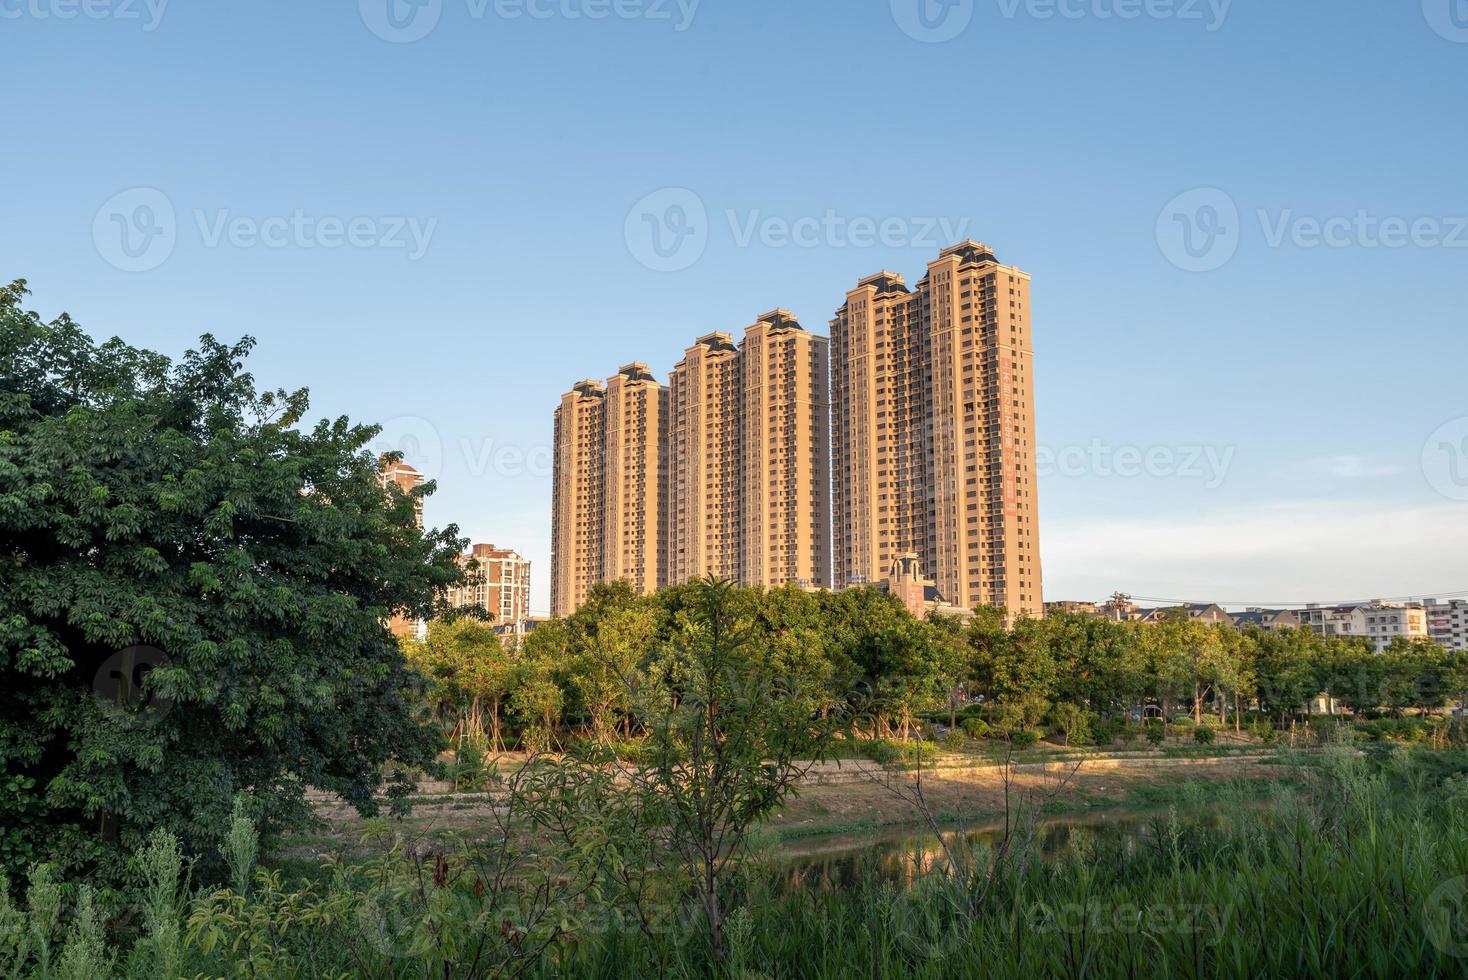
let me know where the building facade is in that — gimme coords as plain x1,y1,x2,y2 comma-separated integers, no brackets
378,456,427,639
448,544,532,630
553,314,832,616
551,380,608,618
1298,602,1429,652
1427,599,1468,653
603,363,669,597
667,332,745,585
551,367,670,618
739,311,831,589
830,242,1042,621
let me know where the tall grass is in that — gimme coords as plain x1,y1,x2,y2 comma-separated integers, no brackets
3,750,1468,977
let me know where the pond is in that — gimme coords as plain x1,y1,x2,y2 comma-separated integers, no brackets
769,805,1240,894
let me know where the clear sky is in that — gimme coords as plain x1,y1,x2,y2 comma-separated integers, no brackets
4,0,1467,615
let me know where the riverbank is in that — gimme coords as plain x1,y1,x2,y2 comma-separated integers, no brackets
285,747,1287,862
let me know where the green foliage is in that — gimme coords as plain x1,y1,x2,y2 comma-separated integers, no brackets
1048,703,1093,746
0,284,466,881
959,716,990,739
1193,725,1216,745
1145,723,1166,746
940,730,967,752
1009,729,1042,750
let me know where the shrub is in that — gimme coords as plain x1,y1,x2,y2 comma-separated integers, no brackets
1009,729,1041,750
1193,726,1216,745
960,717,990,739
941,730,967,752
1091,718,1123,746
1116,725,1138,745
1145,723,1166,746
1048,704,1092,746
1247,720,1276,743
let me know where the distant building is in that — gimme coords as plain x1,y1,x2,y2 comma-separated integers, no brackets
552,314,832,617
379,456,426,640
1046,600,1101,617
1427,599,1468,653
448,544,531,631
1230,608,1301,631
378,455,425,529
830,243,1042,623
1136,603,1233,626
876,554,973,622
1298,601,1428,652
1359,602,1428,652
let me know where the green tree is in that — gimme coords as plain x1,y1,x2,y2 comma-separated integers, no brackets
0,283,464,879
403,617,511,750
622,579,846,956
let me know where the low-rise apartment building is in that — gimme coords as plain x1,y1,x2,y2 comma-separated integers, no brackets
1426,599,1468,653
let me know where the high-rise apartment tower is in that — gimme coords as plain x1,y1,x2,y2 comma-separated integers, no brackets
830,242,1042,620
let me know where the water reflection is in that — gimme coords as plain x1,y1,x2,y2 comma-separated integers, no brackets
773,807,1235,894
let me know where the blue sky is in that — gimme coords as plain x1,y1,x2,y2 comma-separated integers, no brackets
4,0,1467,614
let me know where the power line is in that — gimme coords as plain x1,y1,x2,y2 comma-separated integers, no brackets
1123,588,1468,610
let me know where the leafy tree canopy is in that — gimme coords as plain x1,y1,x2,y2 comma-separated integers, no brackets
0,282,465,878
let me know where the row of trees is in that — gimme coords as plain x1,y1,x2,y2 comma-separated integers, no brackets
406,579,1468,751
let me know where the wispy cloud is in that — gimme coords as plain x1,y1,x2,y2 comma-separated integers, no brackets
1294,454,1402,479
1044,500,1468,607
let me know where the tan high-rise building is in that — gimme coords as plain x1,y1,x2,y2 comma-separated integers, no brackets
831,242,1042,621
554,314,831,615
551,380,607,617
740,311,831,589
378,456,427,639
551,367,668,617
668,332,744,584
448,544,532,629
603,363,669,597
